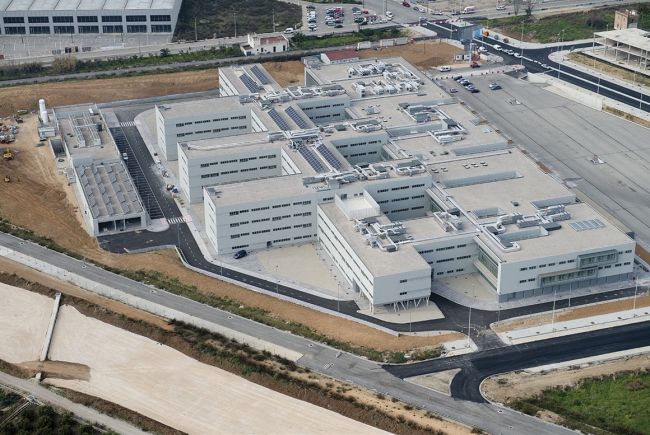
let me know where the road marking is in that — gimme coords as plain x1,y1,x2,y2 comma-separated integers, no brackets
167,217,186,224
120,121,136,127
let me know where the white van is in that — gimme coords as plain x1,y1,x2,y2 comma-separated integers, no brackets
493,44,502,51
284,28,294,34
462,6,475,13
439,66,452,72
386,11,393,17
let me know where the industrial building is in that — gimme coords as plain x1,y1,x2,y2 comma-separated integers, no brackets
52,103,146,236
0,0,181,35
151,59,635,309
590,28,650,75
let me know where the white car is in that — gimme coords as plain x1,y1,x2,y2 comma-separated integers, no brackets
478,46,487,53
284,28,294,34
514,52,522,58
496,5,506,10
380,18,388,23
493,44,502,51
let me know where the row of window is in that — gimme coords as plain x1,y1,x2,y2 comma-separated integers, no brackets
3,15,170,24
4,24,169,34
520,260,575,271
420,244,468,255
345,151,377,158
176,115,246,128
177,125,246,138
335,139,381,149
230,200,310,216
437,255,472,263
200,155,270,168
436,269,465,276
201,164,278,177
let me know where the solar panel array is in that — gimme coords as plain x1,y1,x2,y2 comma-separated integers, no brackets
284,107,308,129
316,144,342,169
299,146,324,172
250,65,269,84
268,108,290,131
569,219,606,232
239,74,259,93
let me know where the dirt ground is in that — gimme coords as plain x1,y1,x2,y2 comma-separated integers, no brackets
45,304,390,435
493,293,650,333
0,69,220,117
358,41,461,71
482,354,650,405
17,360,91,381
0,116,458,353
0,282,52,363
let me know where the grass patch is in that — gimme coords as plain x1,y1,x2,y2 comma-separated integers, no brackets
292,28,403,50
512,370,650,435
174,0,301,41
476,3,650,43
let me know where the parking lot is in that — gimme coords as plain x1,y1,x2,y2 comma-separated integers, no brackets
300,3,394,35
440,73,650,243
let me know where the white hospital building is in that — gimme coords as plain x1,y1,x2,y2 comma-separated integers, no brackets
152,58,635,309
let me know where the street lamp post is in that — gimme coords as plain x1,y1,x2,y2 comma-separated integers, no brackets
275,265,278,293
520,22,524,65
273,10,276,34
337,282,340,312
467,283,474,347
551,289,557,326
633,279,639,316
234,13,237,38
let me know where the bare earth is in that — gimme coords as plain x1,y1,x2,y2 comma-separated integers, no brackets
482,354,650,405
358,41,461,71
0,69,220,117
405,369,461,396
0,281,52,363
46,304,390,435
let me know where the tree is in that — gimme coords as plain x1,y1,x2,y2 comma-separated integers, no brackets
159,48,171,57
513,0,522,16
57,425,73,435
523,0,534,18
78,424,94,435
51,56,78,74
291,32,306,49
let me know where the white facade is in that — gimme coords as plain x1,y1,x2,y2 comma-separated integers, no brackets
1,0,181,35
241,34,289,56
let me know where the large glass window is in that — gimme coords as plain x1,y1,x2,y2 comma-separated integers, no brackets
53,16,74,23
54,26,74,34
28,16,49,23
102,25,123,33
29,26,50,34
127,25,146,33
126,15,146,22
477,247,498,278
151,24,171,32
78,25,99,33
150,15,171,21
540,268,596,286
4,17,24,23
4,26,26,34
77,16,98,23
102,16,122,22
578,250,617,269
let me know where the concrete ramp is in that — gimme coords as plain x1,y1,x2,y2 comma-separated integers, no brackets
40,292,61,362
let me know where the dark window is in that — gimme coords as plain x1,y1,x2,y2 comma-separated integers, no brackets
29,26,50,34
53,16,74,23
150,15,171,21
4,17,24,23
78,25,99,33
4,26,26,34
54,26,74,33
126,15,146,22
102,25,123,33
28,16,49,23
126,25,146,33
102,15,122,22
77,16,98,23
151,24,171,32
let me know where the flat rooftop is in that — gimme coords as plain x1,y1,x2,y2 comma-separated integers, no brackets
595,28,650,49
76,162,143,219
157,97,244,120
0,0,177,11
221,64,284,95
479,202,634,262
319,202,430,277
55,105,118,161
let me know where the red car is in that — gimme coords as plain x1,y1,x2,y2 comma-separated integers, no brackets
362,10,368,14
402,1,410,6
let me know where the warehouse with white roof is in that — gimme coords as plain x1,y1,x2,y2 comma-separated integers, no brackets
0,0,181,35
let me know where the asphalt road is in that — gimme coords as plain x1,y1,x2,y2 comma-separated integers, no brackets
384,321,650,402
0,231,585,434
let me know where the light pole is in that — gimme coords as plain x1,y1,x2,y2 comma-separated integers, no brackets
273,9,276,34
551,289,557,327
337,282,340,312
234,13,237,38
520,22,524,65
467,283,474,347
633,278,638,316
276,265,278,293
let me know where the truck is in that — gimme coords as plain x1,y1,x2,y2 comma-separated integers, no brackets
462,6,475,13
357,41,372,50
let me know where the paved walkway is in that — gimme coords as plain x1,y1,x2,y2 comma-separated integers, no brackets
0,372,148,435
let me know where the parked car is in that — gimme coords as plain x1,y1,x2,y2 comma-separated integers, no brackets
362,10,369,13
432,10,444,15
234,249,247,259
449,88,458,93
306,4,315,9
284,28,294,34
469,88,480,93
402,1,411,7
453,75,464,81
413,6,421,12
506,49,515,55
496,5,506,10
489,83,501,90
335,24,343,28
122,152,128,161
